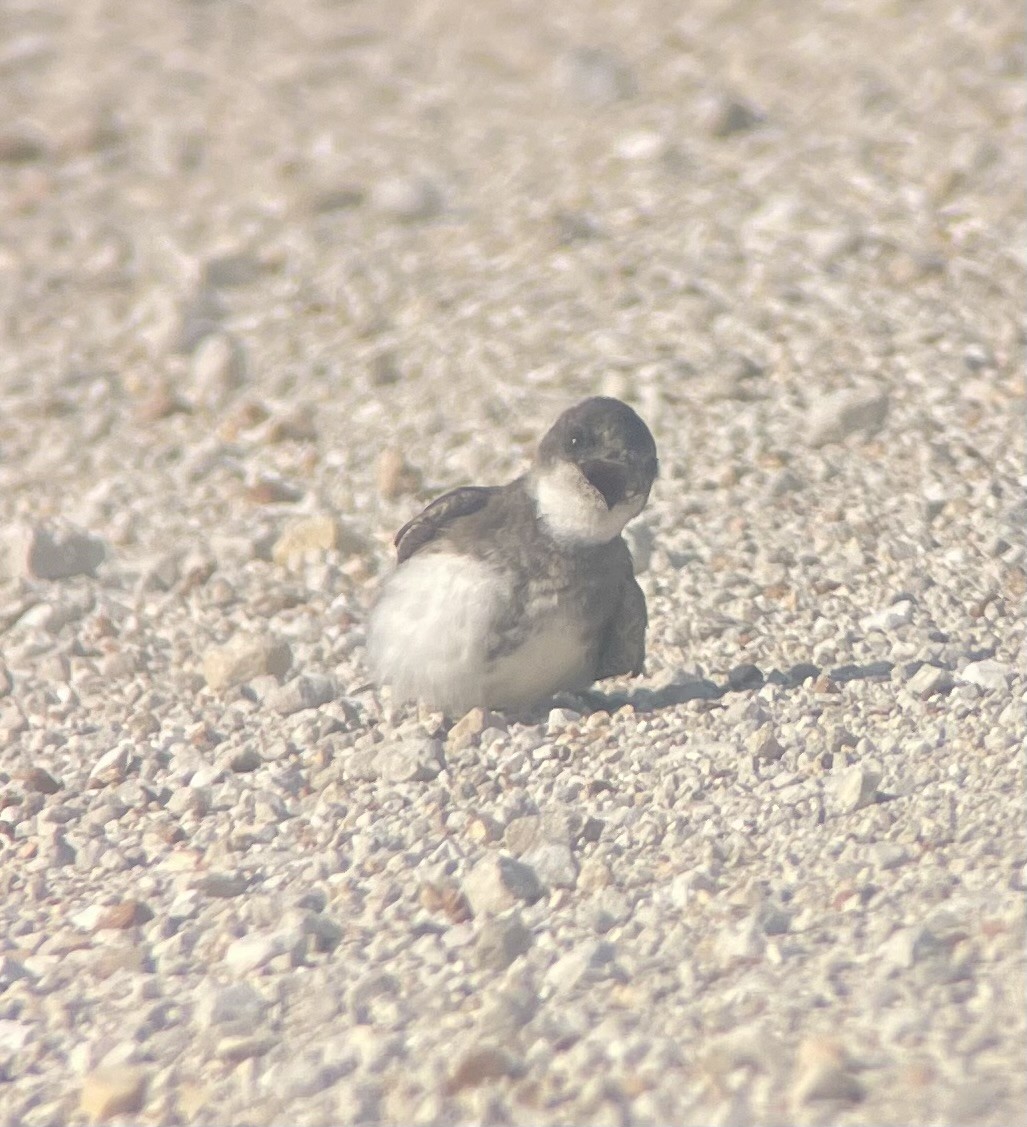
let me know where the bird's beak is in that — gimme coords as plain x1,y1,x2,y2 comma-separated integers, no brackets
581,460,629,508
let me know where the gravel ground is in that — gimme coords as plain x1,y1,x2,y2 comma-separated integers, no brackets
0,1,1024,1125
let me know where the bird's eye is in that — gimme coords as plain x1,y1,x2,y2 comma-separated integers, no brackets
567,427,587,450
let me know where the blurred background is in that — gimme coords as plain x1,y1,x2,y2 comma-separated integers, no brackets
1,0,1021,523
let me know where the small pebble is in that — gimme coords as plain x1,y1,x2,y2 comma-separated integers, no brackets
789,1037,865,1106
474,912,533,971
445,1043,520,1093
959,659,1011,692
462,854,544,916
272,516,367,568
189,332,245,407
376,447,421,500
860,600,914,632
194,982,268,1029
89,746,132,787
3,522,106,580
559,46,637,106
376,738,444,783
748,730,785,761
906,663,954,698
521,841,578,889
806,389,890,447
267,674,337,716
79,1066,149,1123
21,767,62,794
706,94,765,137
95,900,154,930
371,175,444,222
225,931,299,974
202,635,292,691
829,765,882,813
547,707,581,732
448,707,507,750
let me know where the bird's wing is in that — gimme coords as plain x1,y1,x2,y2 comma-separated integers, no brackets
394,486,496,563
595,573,647,679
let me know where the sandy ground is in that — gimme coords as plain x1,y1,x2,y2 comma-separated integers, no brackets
0,1,1024,1125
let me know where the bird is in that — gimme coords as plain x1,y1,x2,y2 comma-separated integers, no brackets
366,396,658,716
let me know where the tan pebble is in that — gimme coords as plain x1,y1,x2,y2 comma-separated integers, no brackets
445,1044,518,1093
175,1080,210,1120
271,515,368,568
246,477,304,504
376,446,422,500
419,880,471,923
100,650,137,678
504,815,540,855
92,945,147,978
216,1033,276,1062
95,899,154,931
273,514,339,560
263,405,317,443
790,1036,865,1106
448,706,489,749
20,767,62,794
164,849,203,872
128,710,159,737
340,556,372,582
202,634,292,691
135,381,189,423
576,857,612,893
748,730,785,761
621,1070,656,1097
79,1066,148,1123
190,332,244,407
218,398,270,440
466,814,502,843
88,745,131,788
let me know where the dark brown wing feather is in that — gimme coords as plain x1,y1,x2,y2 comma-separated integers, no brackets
394,486,496,563
595,574,647,679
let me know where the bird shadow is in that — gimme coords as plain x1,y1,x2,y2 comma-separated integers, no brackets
566,657,896,717
361,659,898,730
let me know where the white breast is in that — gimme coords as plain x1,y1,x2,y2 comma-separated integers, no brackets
366,552,510,716
366,550,592,715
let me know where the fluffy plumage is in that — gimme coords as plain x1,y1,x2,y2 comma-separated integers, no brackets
366,397,657,715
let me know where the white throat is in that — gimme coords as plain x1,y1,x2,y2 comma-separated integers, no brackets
532,461,644,545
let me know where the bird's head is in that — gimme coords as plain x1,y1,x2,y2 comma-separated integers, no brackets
532,396,658,544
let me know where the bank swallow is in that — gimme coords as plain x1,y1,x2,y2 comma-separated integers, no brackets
366,396,658,715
